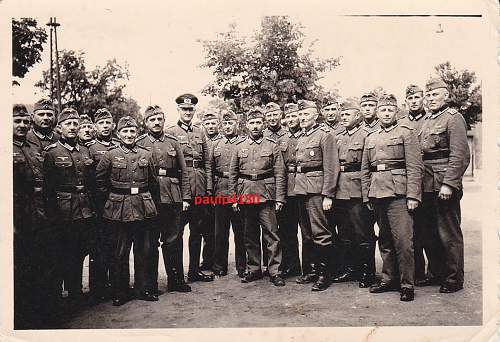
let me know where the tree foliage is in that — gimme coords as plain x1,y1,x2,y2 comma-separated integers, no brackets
12,18,48,82
433,61,482,127
35,50,141,122
200,16,341,114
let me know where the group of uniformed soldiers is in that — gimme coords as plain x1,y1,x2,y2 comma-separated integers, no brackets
12,76,470,329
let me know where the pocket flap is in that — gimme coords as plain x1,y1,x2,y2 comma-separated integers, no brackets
367,142,376,149
432,165,447,172
431,128,446,135
348,144,364,151
260,150,272,157
167,149,177,157
109,193,125,202
264,177,275,184
55,161,73,168
388,137,403,145
390,169,407,175
112,161,126,169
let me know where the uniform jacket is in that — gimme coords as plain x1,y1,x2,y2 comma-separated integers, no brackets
418,106,470,192
324,121,345,136
43,140,96,222
136,133,191,204
398,109,426,132
263,126,287,141
209,135,242,196
277,129,302,197
27,128,60,150
228,136,286,203
206,133,223,149
335,125,369,200
293,124,340,198
363,119,381,134
89,138,118,166
361,123,424,203
95,144,158,222
165,121,211,196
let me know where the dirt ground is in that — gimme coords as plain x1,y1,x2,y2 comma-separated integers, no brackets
62,175,482,329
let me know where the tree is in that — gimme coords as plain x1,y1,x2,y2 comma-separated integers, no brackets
35,50,141,122
433,61,482,128
200,16,341,115
12,18,48,84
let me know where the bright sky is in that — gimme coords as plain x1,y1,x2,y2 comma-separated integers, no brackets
9,0,491,124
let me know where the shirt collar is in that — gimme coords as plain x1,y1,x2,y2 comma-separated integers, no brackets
97,137,112,146
347,125,361,136
288,128,302,138
326,121,339,129
305,124,320,136
408,110,425,121
381,122,398,132
13,137,26,147
120,144,138,154
365,118,380,128
177,120,193,132
33,128,54,141
430,106,448,119
248,136,264,145
208,133,222,141
148,133,165,143
58,139,79,152
225,135,238,144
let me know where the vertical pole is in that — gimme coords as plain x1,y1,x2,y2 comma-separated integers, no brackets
49,18,54,102
53,18,62,114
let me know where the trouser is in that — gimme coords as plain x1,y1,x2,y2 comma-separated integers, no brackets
181,203,211,274
241,202,282,276
335,199,377,274
214,203,246,273
89,217,114,298
61,219,95,299
299,194,334,273
373,197,415,289
421,191,464,285
155,203,185,285
413,204,441,281
276,196,301,273
201,204,216,268
111,219,157,297
326,202,340,274
14,229,35,329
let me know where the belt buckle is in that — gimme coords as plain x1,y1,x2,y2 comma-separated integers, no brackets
340,166,345,172
75,185,85,191
251,174,258,181
159,168,167,176
377,164,386,171
223,171,229,177
34,186,43,192
296,166,302,173
131,187,139,194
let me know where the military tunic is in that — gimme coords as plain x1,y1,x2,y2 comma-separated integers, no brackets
228,136,286,276
263,126,287,141
27,128,60,150
362,118,381,135
398,109,426,133
418,106,470,287
361,123,424,289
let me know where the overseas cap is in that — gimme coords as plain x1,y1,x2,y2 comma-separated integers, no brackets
176,93,198,108
284,103,299,115
264,102,281,114
117,116,138,131
200,110,218,122
94,108,113,122
79,114,93,125
246,107,265,120
58,107,80,124
425,78,448,92
13,104,29,117
33,98,55,112
220,109,238,122
340,98,360,111
144,105,164,120
297,100,317,110
322,98,339,109
377,94,398,107
405,84,423,97
359,92,378,104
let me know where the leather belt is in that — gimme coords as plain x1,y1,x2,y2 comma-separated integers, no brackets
185,160,203,168
369,160,405,172
239,170,273,181
340,162,361,172
295,165,323,173
288,165,297,173
57,185,87,193
158,168,179,178
423,150,450,161
215,170,230,178
111,186,149,195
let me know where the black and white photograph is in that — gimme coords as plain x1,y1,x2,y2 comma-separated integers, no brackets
2,0,499,340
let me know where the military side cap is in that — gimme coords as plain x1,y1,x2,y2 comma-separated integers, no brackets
284,103,299,115
117,116,138,131
94,108,113,122
176,93,198,108
79,114,93,125
322,98,339,108
377,94,398,107
264,102,282,114
425,78,448,92
33,98,55,112
359,92,378,104
13,104,29,117
405,84,423,97
220,109,238,122
144,105,164,120
340,98,360,111
246,108,265,120
200,110,218,122
297,100,317,110
58,107,80,124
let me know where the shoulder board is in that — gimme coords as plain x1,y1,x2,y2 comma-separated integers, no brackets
135,133,147,142
107,145,119,151
336,129,347,136
319,125,330,132
399,124,414,130
165,124,176,130
448,108,458,115
264,137,277,144
164,133,178,141
43,143,58,152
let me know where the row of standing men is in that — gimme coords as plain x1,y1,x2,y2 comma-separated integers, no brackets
12,77,469,328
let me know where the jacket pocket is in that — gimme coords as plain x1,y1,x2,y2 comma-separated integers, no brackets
387,137,405,159
104,193,125,221
390,169,407,195
56,192,72,221
347,145,364,162
141,192,158,218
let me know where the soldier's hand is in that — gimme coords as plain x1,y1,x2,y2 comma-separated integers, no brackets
407,199,419,211
366,202,374,211
322,197,333,211
232,202,240,212
182,201,190,211
438,184,453,200
275,201,284,212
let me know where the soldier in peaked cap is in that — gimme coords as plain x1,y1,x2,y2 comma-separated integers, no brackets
417,78,470,293
166,93,215,283
95,116,159,305
43,107,97,310
136,105,192,294
228,108,286,287
27,98,60,149
332,98,377,288
293,100,340,291
263,102,287,140
361,94,423,302
208,109,246,277
321,99,345,136
360,92,381,134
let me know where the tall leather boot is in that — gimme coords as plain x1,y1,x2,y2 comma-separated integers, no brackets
312,246,332,291
358,243,376,288
332,240,356,282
